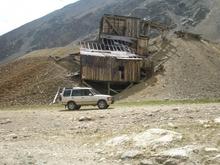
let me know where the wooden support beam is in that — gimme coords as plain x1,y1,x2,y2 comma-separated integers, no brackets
51,87,61,104
105,18,120,35
107,82,111,95
100,34,136,43
110,88,119,94
120,83,134,93
82,80,93,88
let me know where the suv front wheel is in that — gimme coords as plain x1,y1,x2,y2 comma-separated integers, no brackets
97,100,108,109
67,101,77,110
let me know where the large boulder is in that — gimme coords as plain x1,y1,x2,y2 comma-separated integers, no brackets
106,135,130,146
132,129,182,148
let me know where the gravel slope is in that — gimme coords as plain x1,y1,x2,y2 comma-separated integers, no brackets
119,38,220,101
0,56,79,107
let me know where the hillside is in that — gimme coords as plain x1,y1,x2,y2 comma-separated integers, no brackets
118,38,220,101
0,48,80,107
0,0,220,62
0,37,220,107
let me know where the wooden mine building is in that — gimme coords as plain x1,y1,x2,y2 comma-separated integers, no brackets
80,14,168,94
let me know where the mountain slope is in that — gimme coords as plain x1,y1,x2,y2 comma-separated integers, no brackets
0,55,80,107
1,37,220,106
118,38,220,101
0,0,220,62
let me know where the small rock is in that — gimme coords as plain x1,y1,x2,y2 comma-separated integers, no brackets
121,150,142,160
98,157,106,162
204,148,219,152
143,124,149,128
0,119,12,125
27,155,33,159
155,109,161,113
163,158,182,165
78,158,83,161
23,135,31,138
213,154,220,160
94,128,99,133
172,108,179,111
147,113,154,117
0,129,5,133
160,117,168,121
203,124,212,128
96,149,104,154
155,156,168,164
198,119,209,125
54,122,60,127
9,133,18,139
159,145,198,158
168,123,178,129
106,135,130,146
22,127,27,131
214,117,220,124
139,159,154,165
78,116,93,122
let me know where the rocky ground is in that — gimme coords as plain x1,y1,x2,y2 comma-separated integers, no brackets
0,103,220,165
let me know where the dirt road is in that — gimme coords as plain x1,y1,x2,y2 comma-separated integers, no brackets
0,103,220,165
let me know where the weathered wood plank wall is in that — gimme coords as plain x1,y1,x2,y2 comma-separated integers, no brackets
101,15,140,38
81,55,144,82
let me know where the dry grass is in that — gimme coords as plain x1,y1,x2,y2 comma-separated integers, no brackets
21,44,79,59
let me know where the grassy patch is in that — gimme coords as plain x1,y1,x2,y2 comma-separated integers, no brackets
115,98,220,107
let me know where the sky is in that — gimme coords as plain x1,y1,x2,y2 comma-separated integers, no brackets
0,0,79,35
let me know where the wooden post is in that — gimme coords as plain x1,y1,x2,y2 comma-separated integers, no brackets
80,55,83,86
107,82,111,95
146,38,150,54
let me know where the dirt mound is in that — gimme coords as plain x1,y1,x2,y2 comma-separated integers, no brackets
0,56,79,107
118,38,220,100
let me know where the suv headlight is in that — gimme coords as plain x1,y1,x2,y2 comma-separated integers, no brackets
107,97,112,101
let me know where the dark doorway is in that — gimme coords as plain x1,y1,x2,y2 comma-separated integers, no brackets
118,65,125,80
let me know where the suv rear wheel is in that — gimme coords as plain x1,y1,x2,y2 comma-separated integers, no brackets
67,101,77,110
97,100,108,109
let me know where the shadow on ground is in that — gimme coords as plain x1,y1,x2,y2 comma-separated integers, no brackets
59,107,114,112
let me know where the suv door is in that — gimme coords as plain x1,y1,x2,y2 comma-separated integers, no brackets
80,89,96,105
71,89,83,105
62,89,72,103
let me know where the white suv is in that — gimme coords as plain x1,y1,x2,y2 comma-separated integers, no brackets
60,87,114,110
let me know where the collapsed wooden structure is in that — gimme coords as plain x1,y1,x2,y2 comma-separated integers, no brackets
80,14,168,94
175,31,202,40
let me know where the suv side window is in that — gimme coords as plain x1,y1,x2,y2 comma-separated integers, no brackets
63,90,71,97
71,90,82,96
82,89,92,96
